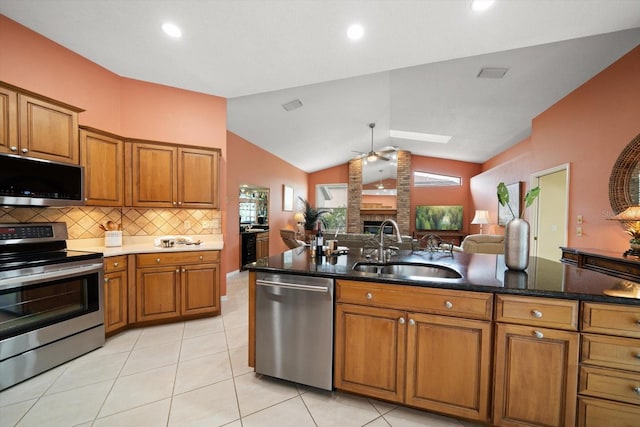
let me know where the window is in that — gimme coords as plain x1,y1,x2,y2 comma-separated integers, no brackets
413,171,461,187
315,184,347,232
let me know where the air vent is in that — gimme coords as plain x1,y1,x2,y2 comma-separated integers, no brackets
477,67,509,79
282,99,303,111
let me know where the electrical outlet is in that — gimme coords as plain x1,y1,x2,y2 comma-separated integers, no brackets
184,220,191,230
202,220,213,229
577,215,583,224
576,226,583,237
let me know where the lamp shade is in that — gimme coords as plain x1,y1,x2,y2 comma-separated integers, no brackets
294,212,305,223
471,210,490,225
612,206,640,221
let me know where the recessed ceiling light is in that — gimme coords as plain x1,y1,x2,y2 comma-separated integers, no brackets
346,24,364,41
162,22,182,38
282,99,303,111
390,130,452,144
471,0,495,12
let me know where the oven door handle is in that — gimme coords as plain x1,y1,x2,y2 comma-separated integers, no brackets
0,262,104,291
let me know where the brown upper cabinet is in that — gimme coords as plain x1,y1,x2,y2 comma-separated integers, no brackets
0,82,82,164
80,128,124,206
126,140,220,209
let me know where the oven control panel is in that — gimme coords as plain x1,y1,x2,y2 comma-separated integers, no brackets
0,223,66,242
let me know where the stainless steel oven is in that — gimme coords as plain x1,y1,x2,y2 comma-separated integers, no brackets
0,223,104,391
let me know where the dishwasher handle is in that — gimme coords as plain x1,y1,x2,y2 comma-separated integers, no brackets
256,279,329,293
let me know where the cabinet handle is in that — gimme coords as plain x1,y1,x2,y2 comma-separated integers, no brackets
178,201,182,205
398,317,405,324
633,386,640,396
408,318,415,326
533,330,544,339
636,319,640,326
635,353,640,360
199,255,203,261
21,148,28,154
175,269,180,273
156,258,161,263
113,262,119,267
10,146,17,152
172,201,177,206
444,300,453,309
182,268,186,273
365,292,372,300
532,309,543,318
104,277,109,283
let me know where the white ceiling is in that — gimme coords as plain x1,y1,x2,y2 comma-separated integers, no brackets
2,0,640,173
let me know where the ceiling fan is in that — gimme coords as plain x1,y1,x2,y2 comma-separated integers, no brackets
354,123,398,164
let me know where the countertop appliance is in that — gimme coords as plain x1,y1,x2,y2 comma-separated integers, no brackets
0,153,85,207
255,272,334,390
0,222,104,391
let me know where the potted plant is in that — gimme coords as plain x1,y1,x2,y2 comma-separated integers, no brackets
497,182,540,270
299,198,328,240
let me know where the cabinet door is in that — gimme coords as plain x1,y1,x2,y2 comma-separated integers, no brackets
334,303,406,403
178,147,219,208
129,142,177,207
104,270,128,334
136,266,181,321
18,94,79,164
80,129,124,206
256,233,269,259
181,263,220,316
0,85,17,154
406,312,492,422
493,323,579,427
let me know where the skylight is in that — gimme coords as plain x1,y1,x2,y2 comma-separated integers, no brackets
390,130,452,144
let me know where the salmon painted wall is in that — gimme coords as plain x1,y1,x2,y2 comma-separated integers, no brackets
472,45,640,252
410,156,482,235
307,164,350,207
0,15,231,293
227,131,308,271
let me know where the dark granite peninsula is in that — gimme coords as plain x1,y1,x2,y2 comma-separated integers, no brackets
246,247,640,426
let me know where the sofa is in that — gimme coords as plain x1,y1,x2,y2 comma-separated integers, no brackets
454,234,505,254
280,229,305,249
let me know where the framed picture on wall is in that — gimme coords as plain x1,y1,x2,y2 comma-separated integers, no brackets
283,185,293,211
498,182,522,226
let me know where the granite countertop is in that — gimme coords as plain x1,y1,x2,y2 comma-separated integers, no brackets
67,234,224,257
245,246,640,305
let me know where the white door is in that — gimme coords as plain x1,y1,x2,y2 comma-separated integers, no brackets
530,165,569,261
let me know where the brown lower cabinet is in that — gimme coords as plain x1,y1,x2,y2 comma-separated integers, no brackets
135,251,220,323
103,255,128,335
493,295,580,427
334,280,493,422
578,302,640,426
103,250,220,331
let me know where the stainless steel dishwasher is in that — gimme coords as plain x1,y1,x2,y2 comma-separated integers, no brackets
255,272,334,390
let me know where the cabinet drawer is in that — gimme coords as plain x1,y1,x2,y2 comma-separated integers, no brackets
582,333,640,372
579,365,640,406
137,251,219,267
578,396,640,427
582,302,640,339
104,255,127,273
336,280,493,320
495,294,578,330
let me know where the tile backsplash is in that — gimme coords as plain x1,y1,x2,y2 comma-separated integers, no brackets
0,206,221,240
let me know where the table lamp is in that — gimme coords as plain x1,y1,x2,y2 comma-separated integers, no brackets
611,206,640,257
294,212,305,237
471,210,490,234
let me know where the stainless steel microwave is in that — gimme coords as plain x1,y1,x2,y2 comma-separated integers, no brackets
0,153,85,207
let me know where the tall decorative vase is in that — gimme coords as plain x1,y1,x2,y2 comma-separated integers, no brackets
504,218,530,271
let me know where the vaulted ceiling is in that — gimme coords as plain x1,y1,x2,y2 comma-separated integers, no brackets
2,0,639,172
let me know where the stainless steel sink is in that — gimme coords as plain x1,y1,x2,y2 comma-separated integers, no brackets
352,262,462,279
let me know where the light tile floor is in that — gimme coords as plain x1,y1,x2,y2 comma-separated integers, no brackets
0,271,483,427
